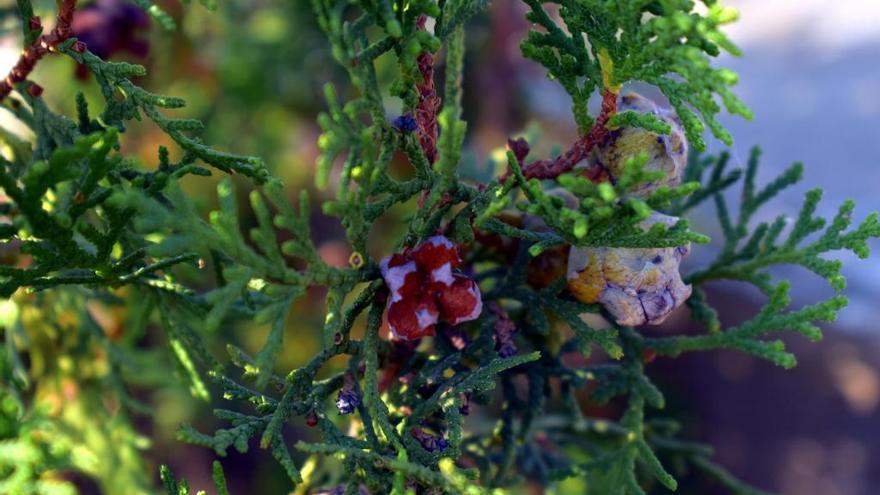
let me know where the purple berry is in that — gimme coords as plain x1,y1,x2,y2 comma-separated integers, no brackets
336,374,361,415
410,428,448,453
392,114,418,133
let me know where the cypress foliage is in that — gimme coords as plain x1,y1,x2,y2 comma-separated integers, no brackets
0,0,877,494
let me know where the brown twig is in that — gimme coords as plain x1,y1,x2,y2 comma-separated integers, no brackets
0,1,78,102
415,15,441,165
505,89,618,181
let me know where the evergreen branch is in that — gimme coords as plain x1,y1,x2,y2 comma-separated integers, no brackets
506,90,619,181
690,456,775,495
2,1,876,494
294,442,482,494
645,284,845,368
688,149,880,296
0,0,77,101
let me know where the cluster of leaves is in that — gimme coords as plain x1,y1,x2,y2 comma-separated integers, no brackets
160,462,229,495
0,1,878,495
654,149,880,368
0,289,156,495
0,0,264,493
520,0,752,145
0,388,79,495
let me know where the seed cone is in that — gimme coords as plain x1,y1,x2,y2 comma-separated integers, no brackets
567,212,692,326
590,92,688,196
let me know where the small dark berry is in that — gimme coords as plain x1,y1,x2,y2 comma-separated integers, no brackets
305,410,319,427
410,428,448,453
27,84,43,97
336,374,361,415
490,303,517,357
392,114,418,133
73,41,88,53
508,137,531,162
29,16,41,32
458,393,470,416
336,390,360,414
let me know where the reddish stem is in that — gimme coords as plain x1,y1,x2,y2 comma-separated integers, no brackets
415,15,441,165
505,89,618,181
0,1,78,102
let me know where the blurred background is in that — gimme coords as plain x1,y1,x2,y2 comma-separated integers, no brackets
1,0,879,493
